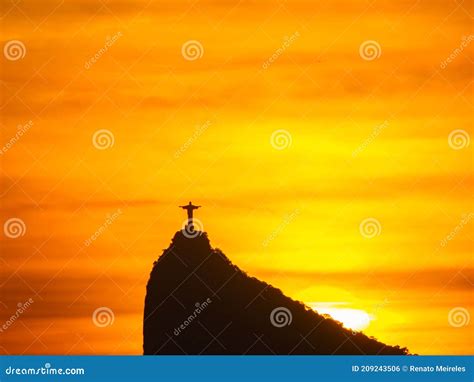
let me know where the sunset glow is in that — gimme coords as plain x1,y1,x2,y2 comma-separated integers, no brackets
309,303,373,332
1,0,472,355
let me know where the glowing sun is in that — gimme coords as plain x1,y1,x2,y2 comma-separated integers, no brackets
309,302,373,331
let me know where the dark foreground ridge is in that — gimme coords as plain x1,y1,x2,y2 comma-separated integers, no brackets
143,231,408,355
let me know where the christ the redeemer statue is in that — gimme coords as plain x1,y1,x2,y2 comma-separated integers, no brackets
179,201,201,227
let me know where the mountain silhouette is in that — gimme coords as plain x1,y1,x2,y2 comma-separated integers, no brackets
143,230,408,355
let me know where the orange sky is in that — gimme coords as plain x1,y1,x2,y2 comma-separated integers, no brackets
1,0,472,355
